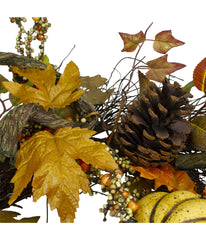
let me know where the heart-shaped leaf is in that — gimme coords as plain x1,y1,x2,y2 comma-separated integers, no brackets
153,30,185,54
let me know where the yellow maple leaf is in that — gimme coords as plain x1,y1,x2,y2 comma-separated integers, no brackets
2,61,84,110
8,127,118,222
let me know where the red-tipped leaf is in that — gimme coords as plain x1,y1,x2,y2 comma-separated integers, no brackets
153,30,185,54
119,31,146,52
146,55,186,82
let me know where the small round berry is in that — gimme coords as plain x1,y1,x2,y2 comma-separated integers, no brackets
127,200,138,213
32,17,41,21
37,34,43,41
80,118,86,123
122,190,130,199
65,116,72,121
100,174,111,186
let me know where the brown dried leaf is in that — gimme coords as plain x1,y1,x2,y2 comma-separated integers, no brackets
145,55,186,82
80,75,107,90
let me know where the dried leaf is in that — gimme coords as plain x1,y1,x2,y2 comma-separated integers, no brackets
80,75,114,105
193,58,206,92
119,31,146,52
0,210,40,223
175,152,206,169
2,61,84,110
145,55,186,82
131,164,196,193
80,75,107,90
153,30,185,54
84,88,114,105
138,70,150,95
8,127,117,222
190,116,206,151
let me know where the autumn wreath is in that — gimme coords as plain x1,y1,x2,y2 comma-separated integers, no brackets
1,18,206,223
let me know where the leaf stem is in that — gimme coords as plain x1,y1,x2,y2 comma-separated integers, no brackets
46,197,49,223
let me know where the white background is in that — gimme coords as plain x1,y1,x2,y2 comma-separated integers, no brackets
0,0,205,238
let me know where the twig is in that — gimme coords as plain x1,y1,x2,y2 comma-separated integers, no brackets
57,45,76,71
0,98,13,119
107,101,125,145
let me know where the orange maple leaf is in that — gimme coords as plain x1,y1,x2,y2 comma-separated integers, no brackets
131,164,196,193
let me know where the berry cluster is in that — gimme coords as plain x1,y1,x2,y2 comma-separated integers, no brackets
95,146,154,222
99,169,138,222
18,121,52,144
9,17,51,61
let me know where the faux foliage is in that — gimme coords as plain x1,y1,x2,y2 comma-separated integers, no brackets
1,18,206,223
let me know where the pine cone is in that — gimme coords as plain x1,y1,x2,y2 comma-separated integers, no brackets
113,79,193,167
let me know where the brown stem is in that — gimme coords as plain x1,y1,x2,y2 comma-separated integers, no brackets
121,22,153,103
189,101,206,121
0,98,13,119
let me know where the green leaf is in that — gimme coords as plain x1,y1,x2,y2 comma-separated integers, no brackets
182,80,194,93
42,55,49,65
190,116,206,151
0,74,9,93
0,210,40,223
9,93,20,106
175,152,206,169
